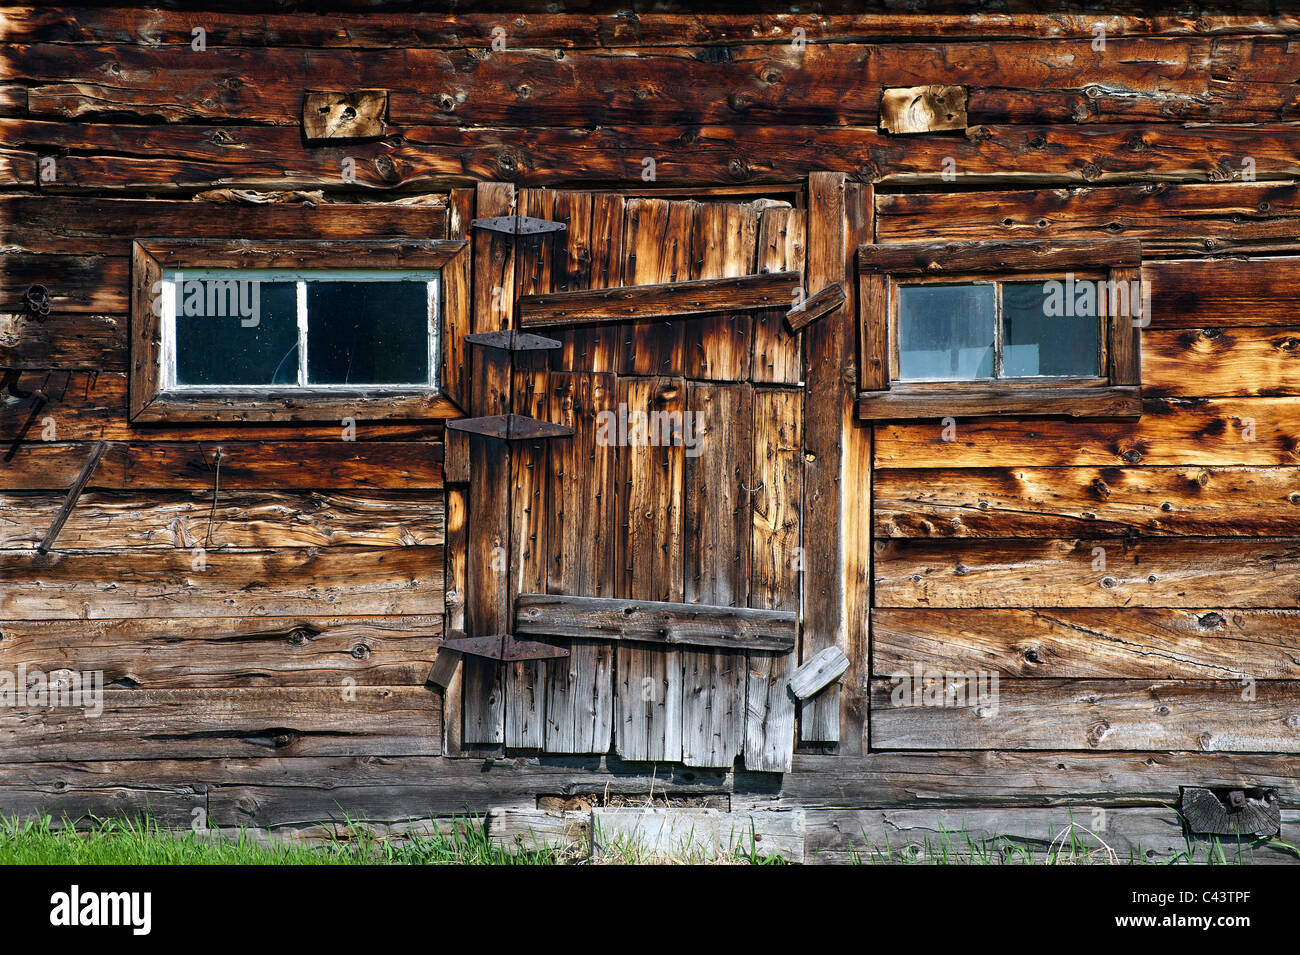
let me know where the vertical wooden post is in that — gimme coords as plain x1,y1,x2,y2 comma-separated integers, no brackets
800,172,873,751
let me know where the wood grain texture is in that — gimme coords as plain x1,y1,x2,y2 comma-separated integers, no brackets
0,615,442,688
752,204,805,385
870,679,1300,752
0,491,444,549
874,466,1300,538
874,537,1300,609
0,546,443,620
685,200,760,381
0,688,441,762
620,199,693,376
872,608,1300,680
1144,326,1300,398
873,398,1300,468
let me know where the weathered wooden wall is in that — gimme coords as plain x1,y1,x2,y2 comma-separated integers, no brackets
4,5,1300,859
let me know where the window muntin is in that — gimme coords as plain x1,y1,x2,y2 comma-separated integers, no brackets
160,268,440,392
895,276,1101,384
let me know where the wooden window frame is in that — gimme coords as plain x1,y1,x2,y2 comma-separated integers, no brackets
130,238,467,423
856,239,1143,420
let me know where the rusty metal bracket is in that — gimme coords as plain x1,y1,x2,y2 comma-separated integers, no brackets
446,413,572,441
22,284,53,322
443,633,569,661
471,215,566,237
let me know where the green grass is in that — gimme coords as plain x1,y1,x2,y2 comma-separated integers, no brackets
0,814,560,865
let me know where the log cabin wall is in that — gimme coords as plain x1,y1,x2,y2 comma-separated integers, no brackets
4,4,1300,859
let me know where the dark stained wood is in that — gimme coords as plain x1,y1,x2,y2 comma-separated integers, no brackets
873,398,1300,468
520,271,798,328
857,386,1142,420
874,466,1300,539
685,201,760,381
515,594,796,652
125,442,444,490
1146,257,1300,329
128,241,160,420
0,310,124,369
442,486,468,756
0,615,442,688
858,239,1141,275
1108,264,1144,387
874,537,1300,609
870,678,1300,752
619,199,693,376
872,608,1300,680
752,204,805,385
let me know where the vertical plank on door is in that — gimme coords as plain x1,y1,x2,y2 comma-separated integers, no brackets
442,483,468,757
543,371,616,752
462,181,516,745
753,205,806,385
745,387,802,772
614,376,685,762
585,193,626,374
682,381,752,767
503,188,555,749
620,198,693,377
548,190,595,372
685,201,758,381
800,172,847,743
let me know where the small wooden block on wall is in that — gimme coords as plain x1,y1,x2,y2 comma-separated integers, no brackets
303,90,388,140
879,85,967,134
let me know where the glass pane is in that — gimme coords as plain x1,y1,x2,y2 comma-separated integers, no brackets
306,281,431,385
897,283,995,380
1003,281,1100,377
173,277,299,386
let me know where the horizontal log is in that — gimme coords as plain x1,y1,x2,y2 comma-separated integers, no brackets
0,195,447,256
857,238,1140,274
803,807,1300,864
871,608,1300,679
0,443,129,490
874,466,1300,538
874,536,1300,608
518,272,800,327
870,678,1300,752
0,615,443,688
0,311,125,369
514,593,796,651
857,386,1141,420
6,10,1295,47
0,490,444,549
0,687,441,762
12,118,1300,192
1144,326,1300,397
876,181,1300,255
872,397,1300,468
125,442,444,490
1147,258,1300,328
0,546,443,619
0,254,126,314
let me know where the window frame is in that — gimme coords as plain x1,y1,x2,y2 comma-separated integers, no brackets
130,238,467,423
856,239,1143,420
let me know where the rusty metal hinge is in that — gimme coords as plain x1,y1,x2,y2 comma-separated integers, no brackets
471,215,566,237
446,413,572,441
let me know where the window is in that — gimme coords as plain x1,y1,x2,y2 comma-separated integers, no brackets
130,239,467,422
857,239,1142,419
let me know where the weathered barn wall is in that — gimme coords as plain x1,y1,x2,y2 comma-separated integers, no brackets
3,5,1300,859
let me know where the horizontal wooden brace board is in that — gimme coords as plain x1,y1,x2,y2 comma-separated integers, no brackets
514,593,796,651
517,271,800,327
869,678,1300,752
